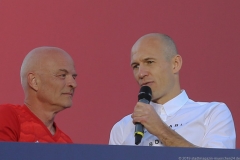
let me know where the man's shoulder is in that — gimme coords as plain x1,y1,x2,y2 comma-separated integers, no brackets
186,100,232,118
112,114,134,130
0,104,30,124
118,114,132,123
109,114,135,145
0,104,21,141
0,104,22,114
187,100,228,109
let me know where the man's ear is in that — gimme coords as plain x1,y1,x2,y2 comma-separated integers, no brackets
27,73,38,91
172,54,182,74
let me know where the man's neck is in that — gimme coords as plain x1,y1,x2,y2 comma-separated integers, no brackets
24,102,57,135
154,88,181,105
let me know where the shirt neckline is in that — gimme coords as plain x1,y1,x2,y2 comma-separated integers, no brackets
150,90,189,116
22,104,60,139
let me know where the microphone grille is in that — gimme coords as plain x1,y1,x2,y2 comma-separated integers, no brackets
138,86,152,102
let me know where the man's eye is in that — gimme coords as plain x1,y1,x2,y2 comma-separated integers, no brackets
147,61,154,64
132,65,139,69
58,74,66,78
72,75,77,79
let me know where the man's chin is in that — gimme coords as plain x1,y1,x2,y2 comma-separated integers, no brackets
63,104,72,108
60,102,73,109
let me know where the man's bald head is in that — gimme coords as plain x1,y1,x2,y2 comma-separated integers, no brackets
20,46,73,90
131,33,178,61
130,33,182,104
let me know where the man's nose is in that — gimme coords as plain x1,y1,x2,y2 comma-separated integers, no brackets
137,65,149,79
67,76,77,88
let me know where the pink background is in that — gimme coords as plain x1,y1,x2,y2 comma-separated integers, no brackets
0,0,239,147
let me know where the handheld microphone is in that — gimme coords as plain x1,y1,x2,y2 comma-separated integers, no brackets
135,86,152,145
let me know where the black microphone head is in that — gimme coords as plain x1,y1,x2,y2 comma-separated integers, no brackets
138,86,152,102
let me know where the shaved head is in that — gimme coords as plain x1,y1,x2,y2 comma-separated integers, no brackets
130,33,182,104
131,33,178,61
20,46,77,111
20,46,73,90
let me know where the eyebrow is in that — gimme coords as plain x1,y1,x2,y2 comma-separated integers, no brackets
58,69,78,76
146,57,155,62
130,57,155,66
58,69,68,73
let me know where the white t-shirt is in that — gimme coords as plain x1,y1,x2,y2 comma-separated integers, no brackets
109,90,236,148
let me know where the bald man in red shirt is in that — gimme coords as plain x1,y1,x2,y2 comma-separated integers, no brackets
0,46,77,143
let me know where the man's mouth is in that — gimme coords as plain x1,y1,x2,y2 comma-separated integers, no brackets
141,81,153,86
62,92,73,96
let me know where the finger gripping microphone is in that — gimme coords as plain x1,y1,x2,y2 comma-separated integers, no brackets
135,86,152,145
